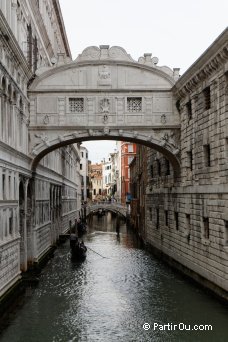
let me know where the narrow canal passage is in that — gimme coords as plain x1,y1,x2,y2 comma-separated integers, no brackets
1,213,228,342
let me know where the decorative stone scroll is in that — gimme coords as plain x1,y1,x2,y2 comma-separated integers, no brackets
75,45,135,63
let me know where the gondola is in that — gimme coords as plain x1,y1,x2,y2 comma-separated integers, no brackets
70,241,87,260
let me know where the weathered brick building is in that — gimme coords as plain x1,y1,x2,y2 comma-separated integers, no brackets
121,142,137,204
129,144,148,240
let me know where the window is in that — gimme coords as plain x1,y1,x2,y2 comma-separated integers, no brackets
175,212,179,230
225,221,228,246
27,24,32,69
186,100,192,121
33,36,38,73
203,87,211,110
203,217,209,239
81,152,84,158
157,160,161,176
149,208,152,221
165,210,168,226
9,211,13,235
203,144,211,167
99,189,101,195
128,156,134,164
186,214,190,230
150,164,153,178
2,174,6,200
8,175,11,199
187,151,193,171
69,98,84,113
93,189,96,195
156,208,159,229
80,164,82,170
127,97,142,112
165,159,170,175
128,144,133,153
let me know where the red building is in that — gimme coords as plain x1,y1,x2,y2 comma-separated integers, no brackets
121,142,137,204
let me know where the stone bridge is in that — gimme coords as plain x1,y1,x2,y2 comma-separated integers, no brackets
28,45,181,174
86,202,128,218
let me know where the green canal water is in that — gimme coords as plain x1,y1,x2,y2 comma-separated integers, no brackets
0,213,228,342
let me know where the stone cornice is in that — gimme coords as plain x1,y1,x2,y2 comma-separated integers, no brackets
28,0,54,60
173,27,228,99
0,11,32,80
52,0,72,58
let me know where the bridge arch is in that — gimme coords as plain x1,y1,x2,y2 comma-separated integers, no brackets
30,130,180,173
86,202,128,219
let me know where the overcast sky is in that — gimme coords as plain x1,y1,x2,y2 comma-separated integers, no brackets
59,0,227,163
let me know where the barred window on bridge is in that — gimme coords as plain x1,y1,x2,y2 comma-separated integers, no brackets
127,97,142,112
69,98,84,113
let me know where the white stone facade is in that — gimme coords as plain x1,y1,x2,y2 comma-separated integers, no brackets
0,0,80,299
89,164,103,201
102,156,112,198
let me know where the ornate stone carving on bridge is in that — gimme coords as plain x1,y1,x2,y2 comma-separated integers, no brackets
103,127,110,135
161,114,167,124
100,97,110,123
100,98,110,113
98,65,111,85
138,53,159,66
43,114,49,124
75,46,100,61
34,133,50,147
160,131,180,154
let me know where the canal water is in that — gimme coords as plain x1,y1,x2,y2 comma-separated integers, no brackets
0,213,228,342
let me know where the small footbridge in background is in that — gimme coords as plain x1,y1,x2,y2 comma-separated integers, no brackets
85,202,128,218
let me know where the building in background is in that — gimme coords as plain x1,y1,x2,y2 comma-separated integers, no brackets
0,0,81,298
129,145,148,239
110,151,119,201
120,142,137,205
89,163,103,201
115,141,122,202
102,156,112,199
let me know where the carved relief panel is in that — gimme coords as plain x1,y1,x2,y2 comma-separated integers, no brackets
96,97,116,124
98,65,111,86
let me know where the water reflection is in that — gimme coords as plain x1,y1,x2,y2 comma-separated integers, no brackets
0,212,228,342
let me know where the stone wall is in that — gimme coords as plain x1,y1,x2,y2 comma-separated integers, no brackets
144,28,228,299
